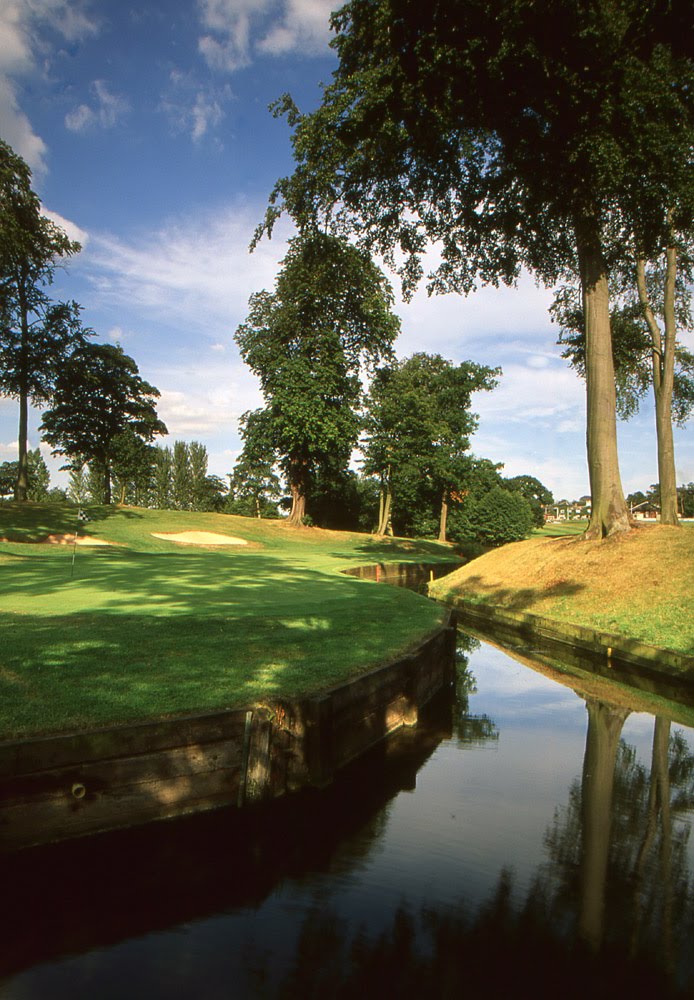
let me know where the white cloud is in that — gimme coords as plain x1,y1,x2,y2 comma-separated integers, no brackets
197,0,333,72
81,200,294,340
159,71,232,143
65,79,129,132
0,0,98,172
40,206,89,246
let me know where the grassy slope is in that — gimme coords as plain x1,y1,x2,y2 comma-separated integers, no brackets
0,503,456,740
430,523,694,655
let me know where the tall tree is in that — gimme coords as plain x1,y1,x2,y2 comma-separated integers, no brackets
236,231,399,525
0,140,85,501
553,250,694,525
40,343,166,503
362,353,498,538
260,0,693,539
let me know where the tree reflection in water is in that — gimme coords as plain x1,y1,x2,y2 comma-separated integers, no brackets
258,672,694,999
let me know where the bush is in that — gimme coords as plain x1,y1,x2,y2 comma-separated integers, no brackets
450,486,534,547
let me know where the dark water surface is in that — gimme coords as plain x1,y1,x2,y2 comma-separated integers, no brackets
1,633,693,999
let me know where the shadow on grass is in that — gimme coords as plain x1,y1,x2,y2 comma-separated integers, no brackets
0,502,144,542
453,573,586,612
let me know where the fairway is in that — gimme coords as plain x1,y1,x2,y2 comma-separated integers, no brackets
1,504,456,739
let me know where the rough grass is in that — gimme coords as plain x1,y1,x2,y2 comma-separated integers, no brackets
430,523,694,655
0,503,457,739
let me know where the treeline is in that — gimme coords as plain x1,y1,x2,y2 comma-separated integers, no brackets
66,441,226,512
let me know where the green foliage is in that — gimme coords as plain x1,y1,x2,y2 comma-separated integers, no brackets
0,140,86,500
39,343,167,503
262,0,692,289
362,353,499,536
451,485,534,547
553,265,694,425
503,474,554,528
0,448,49,500
236,231,399,520
228,409,282,518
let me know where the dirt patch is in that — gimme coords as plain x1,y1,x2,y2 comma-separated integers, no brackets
151,531,249,546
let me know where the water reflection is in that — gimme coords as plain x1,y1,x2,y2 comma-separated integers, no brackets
1,634,693,999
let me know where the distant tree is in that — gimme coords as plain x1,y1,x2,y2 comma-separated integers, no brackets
111,430,156,506
0,447,50,500
0,139,85,501
40,343,166,503
171,440,192,510
151,445,173,509
229,409,282,519
678,483,694,518
503,475,554,528
362,354,498,539
67,462,89,505
236,231,399,525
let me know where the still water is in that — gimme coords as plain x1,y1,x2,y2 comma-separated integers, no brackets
1,633,693,998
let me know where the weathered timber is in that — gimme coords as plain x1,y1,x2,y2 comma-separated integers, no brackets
0,613,456,850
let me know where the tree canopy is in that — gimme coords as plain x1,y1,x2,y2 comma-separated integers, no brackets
40,342,167,504
260,0,693,538
362,352,499,538
235,231,399,524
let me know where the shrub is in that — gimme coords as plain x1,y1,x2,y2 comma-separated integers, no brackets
451,486,534,547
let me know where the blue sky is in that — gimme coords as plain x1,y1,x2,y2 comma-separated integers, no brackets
1,0,691,502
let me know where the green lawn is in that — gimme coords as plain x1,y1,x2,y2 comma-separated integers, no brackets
0,503,456,739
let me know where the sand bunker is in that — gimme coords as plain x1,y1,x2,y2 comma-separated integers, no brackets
151,531,248,546
48,533,114,546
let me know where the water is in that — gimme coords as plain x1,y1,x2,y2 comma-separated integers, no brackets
1,632,693,998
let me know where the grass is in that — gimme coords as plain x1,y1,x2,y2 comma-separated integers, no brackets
0,503,458,740
430,522,694,656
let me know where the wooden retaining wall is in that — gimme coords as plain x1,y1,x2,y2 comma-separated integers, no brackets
448,599,694,697
0,614,456,851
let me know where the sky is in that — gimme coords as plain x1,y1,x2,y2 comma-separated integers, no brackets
0,0,691,502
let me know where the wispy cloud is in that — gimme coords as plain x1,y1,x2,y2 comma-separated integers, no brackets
197,0,334,72
0,0,98,171
81,200,294,340
65,79,129,132
159,70,232,143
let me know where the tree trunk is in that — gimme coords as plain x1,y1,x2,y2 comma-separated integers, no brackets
287,480,306,526
578,699,629,950
103,464,112,505
576,222,631,538
255,495,261,519
15,290,30,503
636,250,679,526
376,472,392,535
438,491,449,543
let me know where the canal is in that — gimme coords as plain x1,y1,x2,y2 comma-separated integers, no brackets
1,623,692,997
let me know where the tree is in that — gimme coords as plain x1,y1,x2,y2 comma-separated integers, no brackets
151,445,173,509
228,409,282,519
236,231,399,525
40,343,167,503
553,251,694,525
0,447,49,500
504,475,554,528
111,430,156,505
362,353,498,538
260,0,693,539
0,139,85,501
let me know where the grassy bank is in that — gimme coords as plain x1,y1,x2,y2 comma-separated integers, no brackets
0,503,457,740
430,523,694,655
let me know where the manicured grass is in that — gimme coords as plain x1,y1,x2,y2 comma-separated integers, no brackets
0,503,456,739
430,523,694,656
